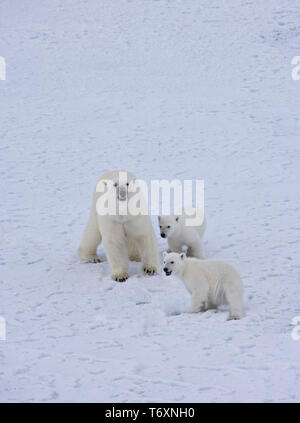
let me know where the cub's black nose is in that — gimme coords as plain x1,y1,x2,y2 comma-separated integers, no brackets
161,233,166,238
163,267,168,272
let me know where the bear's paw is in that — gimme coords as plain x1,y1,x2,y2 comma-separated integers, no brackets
112,272,130,283
143,265,157,276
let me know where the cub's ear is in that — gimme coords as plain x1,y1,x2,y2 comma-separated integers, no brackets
162,251,168,258
158,216,161,221
180,252,186,260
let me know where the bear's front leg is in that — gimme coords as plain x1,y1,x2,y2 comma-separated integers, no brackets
188,289,209,313
125,216,159,276
135,234,159,276
100,219,130,282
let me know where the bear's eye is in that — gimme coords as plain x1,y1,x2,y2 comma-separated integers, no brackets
160,226,162,228
114,182,118,187
170,261,174,264
126,182,129,186
167,226,170,228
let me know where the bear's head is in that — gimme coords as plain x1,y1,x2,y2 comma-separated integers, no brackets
100,171,136,202
162,251,185,276
158,215,180,238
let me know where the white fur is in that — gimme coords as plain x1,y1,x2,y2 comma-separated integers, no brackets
78,170,159,282
163,252,243,320
158,208,206,259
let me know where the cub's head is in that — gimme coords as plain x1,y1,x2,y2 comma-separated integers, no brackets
162,251,186,276
158,215,180,238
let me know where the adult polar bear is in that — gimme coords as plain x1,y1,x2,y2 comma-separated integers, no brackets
78,170,159,282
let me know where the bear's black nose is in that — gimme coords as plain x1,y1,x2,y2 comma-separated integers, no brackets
163,267,168,272
161,233,166,238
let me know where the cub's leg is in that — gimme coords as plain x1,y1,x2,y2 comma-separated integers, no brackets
78,193,102,263
167,238,183,254
100,218,129,282
187,241,205,259
188,292,209,313
188,283,209,313
225,282,243,320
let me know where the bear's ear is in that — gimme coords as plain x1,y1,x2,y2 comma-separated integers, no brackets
180,252,186,260
162,251,167,258
158,216,161,221
129,178,136,187
96,180,107,192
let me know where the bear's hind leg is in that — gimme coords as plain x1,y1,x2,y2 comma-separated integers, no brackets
127,237,141,262
225,284,243,320
78,199,102,263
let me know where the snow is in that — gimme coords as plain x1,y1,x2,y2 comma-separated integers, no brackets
1,0,300,402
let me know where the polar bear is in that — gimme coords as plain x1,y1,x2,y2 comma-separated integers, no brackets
78,170,159,282
163,252,243,320
158,208,206,259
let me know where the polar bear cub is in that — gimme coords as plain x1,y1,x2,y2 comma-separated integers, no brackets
78,170,159,282
158,207,206,259
163,252,243,320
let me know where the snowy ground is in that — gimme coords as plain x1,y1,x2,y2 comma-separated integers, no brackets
1,0,300,402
